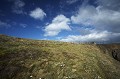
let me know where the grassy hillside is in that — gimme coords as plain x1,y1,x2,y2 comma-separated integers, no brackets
0,34,120,79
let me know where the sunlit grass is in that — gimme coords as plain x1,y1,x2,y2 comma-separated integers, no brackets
0,34,120,79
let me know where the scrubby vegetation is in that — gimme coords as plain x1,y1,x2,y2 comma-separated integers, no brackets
0,34,120,79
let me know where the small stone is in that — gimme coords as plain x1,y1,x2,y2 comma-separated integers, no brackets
65,76,69,78
60,64,65,67
30,75,33,78
98,76,101,79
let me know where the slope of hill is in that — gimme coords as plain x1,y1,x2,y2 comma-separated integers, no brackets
0,34,120,79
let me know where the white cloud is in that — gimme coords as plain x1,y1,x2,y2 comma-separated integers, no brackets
0,20,11,28
12,0,25,14
29,8,46,20
69,0,120,43
71,5,96,26
44,14,71,36
71,4,120,33
60,31,120,43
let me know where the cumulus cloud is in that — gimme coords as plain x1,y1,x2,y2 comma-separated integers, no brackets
29,8,46,20
71,5,96,26
58,0,120,43
71,5,120,33
12,0,25,14
44,14,71,36
0,20,11,28
60,31,120,43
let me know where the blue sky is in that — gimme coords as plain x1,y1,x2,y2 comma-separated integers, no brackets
0,0,120,43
